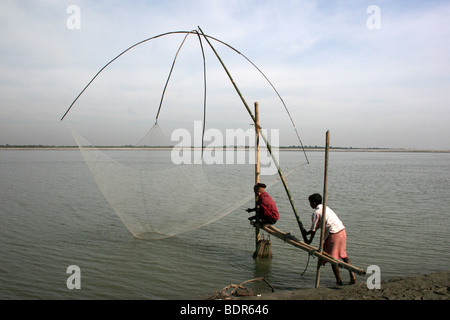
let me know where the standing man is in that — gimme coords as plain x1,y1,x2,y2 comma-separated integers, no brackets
246,183,279,225
305,193,356,285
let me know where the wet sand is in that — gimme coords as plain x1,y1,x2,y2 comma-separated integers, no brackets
242,271,449,300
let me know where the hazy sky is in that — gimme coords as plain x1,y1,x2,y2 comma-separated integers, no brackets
0,0,449,149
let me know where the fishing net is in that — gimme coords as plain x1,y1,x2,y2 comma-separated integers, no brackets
70,125,262,239
63,29,308,240
69,121,287,239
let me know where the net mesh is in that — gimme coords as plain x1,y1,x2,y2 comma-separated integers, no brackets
70,124,269,239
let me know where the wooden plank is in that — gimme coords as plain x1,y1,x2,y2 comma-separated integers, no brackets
251,222,366,276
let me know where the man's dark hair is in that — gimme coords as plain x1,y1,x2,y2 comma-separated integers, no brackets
308,193,322,204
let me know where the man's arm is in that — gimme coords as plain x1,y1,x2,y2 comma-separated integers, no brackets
305,230,316,244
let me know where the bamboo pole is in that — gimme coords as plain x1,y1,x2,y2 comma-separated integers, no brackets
253,102,272,259
254,102,261,255
251,222,366,276
315,130,330,288
198,26,308,242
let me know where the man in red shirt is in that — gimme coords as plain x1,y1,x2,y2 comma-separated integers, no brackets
247,183,279,225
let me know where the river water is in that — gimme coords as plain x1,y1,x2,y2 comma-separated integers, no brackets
1,149,449,299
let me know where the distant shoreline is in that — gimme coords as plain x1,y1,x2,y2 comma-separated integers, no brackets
0,146,449,153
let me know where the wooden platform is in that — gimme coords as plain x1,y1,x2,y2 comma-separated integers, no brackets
251,221,366,276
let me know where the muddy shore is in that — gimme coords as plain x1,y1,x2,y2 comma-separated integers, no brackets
241,271,449,300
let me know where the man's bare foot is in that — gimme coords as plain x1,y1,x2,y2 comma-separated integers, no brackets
349,278,356,285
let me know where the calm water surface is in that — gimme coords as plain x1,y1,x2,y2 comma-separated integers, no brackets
0,150,449,299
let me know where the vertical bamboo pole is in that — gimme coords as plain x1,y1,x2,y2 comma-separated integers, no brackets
254,102,261,255
315,130,330,288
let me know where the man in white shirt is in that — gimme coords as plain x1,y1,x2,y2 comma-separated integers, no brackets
305,193,356,285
